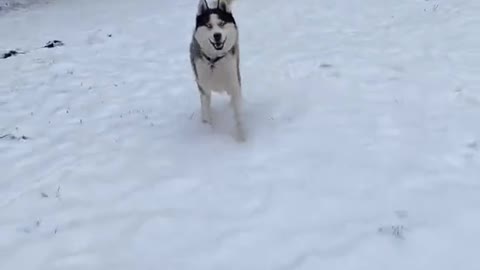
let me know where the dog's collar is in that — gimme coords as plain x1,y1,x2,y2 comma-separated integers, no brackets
203,54,227,68
202,52,227,69
201,45,236,69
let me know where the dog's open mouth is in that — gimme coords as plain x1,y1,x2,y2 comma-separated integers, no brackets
209,38,226,50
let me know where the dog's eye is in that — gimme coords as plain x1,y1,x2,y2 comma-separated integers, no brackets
218,21,226,27
206,23,213,29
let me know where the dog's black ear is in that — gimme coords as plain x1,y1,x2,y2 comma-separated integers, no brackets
218,0,229,13
197,0,209,15
218,0,234,13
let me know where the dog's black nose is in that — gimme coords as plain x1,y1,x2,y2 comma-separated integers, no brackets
213,33,222,42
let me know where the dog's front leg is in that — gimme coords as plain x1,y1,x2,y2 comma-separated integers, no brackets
230,84,246,142
199,86,212,124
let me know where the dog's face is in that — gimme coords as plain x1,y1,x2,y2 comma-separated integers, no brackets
194,0,238,56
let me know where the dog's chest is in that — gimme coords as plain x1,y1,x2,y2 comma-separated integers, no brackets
195,55,237,93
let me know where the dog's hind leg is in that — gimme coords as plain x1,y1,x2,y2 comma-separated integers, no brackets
199,87,212,124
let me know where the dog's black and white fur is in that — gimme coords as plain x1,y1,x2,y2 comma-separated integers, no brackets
189,0,245,141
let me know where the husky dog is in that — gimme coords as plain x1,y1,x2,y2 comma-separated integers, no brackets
189,0,245,141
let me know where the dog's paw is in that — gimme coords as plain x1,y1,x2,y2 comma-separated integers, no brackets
201,114,213,125
201,116,212,124
202,118,216,132
235,129,247,143
236,135,246,143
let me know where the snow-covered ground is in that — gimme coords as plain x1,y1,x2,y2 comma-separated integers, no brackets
1,0,480,269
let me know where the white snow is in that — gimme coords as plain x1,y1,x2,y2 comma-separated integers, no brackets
1,0,480,269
